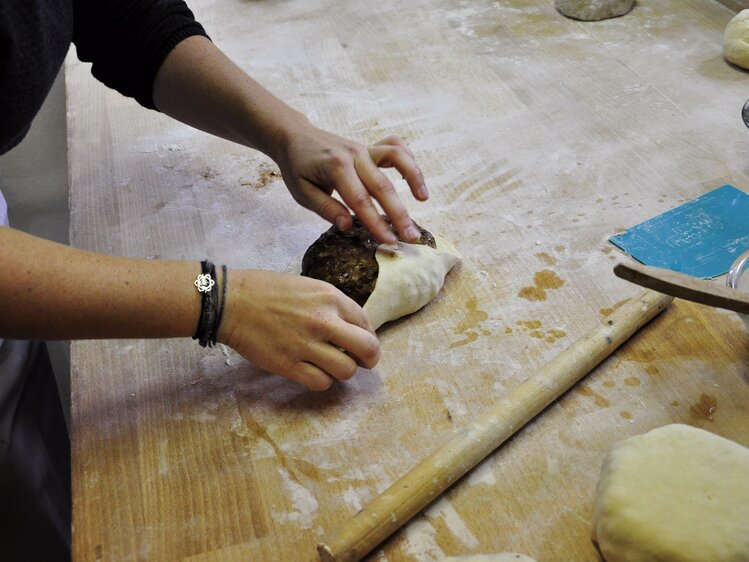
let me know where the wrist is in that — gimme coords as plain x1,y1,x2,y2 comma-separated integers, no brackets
259,107,313,163
192,261,229,348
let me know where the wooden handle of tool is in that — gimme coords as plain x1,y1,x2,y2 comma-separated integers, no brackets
614,261,749,314
317,289,673,562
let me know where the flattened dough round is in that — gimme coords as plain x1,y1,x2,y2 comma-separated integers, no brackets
724,9,749,70
592,424,749,562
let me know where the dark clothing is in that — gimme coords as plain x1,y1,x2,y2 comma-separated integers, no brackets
0,0,208,154
0,1,72,153
0,341,71,561
1,1,208,559
0,190,70,561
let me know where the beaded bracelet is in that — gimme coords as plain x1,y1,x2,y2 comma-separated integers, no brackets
193,260,227,348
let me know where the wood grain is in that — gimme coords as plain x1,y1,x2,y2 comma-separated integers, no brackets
67,0,749,560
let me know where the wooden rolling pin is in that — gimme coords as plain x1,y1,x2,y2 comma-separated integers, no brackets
317,289,673,562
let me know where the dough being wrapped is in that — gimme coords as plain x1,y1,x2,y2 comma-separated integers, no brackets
301,216,460,329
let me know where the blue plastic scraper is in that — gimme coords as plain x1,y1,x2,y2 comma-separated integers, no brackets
609,184,749,279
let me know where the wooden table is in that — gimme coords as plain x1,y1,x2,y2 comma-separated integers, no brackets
67,0,749,560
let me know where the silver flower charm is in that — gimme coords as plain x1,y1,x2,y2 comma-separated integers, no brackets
194,273,215,293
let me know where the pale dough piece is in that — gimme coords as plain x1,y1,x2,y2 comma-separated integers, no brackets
724,10,749,70
363,235,461,330
443,554,537,562
555,0,634,21
592,424,749,562
740,312,749,331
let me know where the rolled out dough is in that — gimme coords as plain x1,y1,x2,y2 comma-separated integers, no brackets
724,10,749,70
364,235,460,330
592,424,749,562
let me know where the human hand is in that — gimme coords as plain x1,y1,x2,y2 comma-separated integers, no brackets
217,269,380,390
272,124,429,244
152,38,427,242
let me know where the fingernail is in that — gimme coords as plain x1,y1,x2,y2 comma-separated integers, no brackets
406,225,420,241
419,184,429,199
335,216,347,230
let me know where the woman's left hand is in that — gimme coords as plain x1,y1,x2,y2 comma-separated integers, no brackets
273,124,429,244
151,36,428,242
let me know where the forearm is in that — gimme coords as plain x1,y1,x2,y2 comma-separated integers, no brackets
0,227,201,341
151,34,428,245
152,35,306,160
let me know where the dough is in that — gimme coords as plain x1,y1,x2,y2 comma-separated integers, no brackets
302,216,460,330
364,235,460,329
592,424,749,562
738,311,749,331
724,10,749,70
443,554,538,562
555,0,634,21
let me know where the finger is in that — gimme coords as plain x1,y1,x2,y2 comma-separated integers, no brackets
328,325,380,370
292,178,354,232
330,287,376,334
368,144,428,202
323,293,380,367
354,157,421,243
288,361,336,391
372,135,415,158
308,341,360,381
332,166,398,244
295,285,377,377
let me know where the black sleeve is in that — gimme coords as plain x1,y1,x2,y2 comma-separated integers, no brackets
72,0,209,109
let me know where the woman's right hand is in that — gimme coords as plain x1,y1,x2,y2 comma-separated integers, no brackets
218,270,380,391
0,226,377,391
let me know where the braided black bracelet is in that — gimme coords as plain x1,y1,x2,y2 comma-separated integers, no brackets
193,260,226,348
213,265,228,343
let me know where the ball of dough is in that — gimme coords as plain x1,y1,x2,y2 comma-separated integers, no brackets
555,0,634,21
443,554,538,562
724,9,749,70
592,424,749,562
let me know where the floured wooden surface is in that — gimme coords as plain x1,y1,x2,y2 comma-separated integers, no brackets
68,0,749,560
